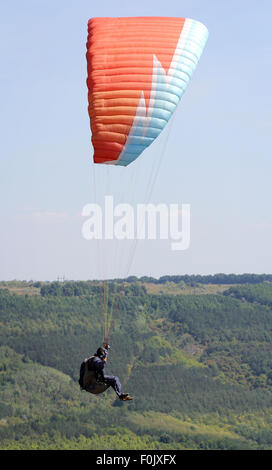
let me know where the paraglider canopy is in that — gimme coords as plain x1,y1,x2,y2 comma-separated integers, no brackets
86,17,208,166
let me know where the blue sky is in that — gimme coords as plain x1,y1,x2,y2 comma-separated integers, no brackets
1,0,271,280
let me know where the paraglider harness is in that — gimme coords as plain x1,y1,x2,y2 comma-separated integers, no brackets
78,357,94,390
78,344,110,393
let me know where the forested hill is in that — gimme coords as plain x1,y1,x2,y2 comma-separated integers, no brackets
1,275,272,450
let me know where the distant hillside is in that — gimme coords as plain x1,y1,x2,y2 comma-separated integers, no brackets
1,276,272,449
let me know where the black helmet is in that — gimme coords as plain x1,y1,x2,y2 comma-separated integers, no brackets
96,347,106,358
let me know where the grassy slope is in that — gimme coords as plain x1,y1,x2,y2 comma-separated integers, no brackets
1,280,272,449
1,346,268,450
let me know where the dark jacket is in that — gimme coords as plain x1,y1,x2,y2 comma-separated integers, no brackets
88,356,106,382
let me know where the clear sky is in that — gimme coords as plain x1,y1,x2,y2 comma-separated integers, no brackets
1,0,271,281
